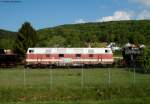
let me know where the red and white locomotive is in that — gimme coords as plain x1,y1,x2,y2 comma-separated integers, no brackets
25,48,114,67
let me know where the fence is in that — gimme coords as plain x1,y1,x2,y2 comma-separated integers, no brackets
0,67,149,89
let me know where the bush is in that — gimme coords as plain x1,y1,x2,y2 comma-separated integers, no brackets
137,48,150,73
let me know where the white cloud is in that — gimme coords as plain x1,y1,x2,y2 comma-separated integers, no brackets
74,10,150,24
137,10,150,19
97,11,133,22
129,0,150,19
130,0,150,6
75,19,86,24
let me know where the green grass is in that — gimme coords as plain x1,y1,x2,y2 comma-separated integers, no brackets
0,67,150,104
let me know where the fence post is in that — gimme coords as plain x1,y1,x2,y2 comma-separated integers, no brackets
49,65,53,89
131,54,136,86
23,68,26,88
133,64,136,85
81,64,84,89
108,68,111,87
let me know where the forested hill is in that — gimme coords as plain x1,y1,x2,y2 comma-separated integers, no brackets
0,29,16,37
37,20,150,47
0,29,17,49
0,20,150,49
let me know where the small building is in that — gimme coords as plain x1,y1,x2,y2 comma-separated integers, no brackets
107,42,121,51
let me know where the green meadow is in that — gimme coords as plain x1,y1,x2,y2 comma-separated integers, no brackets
0,67,150,104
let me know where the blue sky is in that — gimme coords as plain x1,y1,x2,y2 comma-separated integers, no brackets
0,0,150,31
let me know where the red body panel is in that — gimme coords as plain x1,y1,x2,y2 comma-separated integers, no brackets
26,53,114,65
27,54,113,59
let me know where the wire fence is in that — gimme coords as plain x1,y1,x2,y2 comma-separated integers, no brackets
0,67,149,90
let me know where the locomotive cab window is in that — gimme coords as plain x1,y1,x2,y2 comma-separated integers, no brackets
59,54,64,58
29,50,34,53
76,54,81,58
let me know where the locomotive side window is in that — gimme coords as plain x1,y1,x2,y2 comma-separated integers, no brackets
45,49,51,54
29,50,34,53
59,54,64,58
88,49,94,54
76,54,81,58
46,54,51,57
89,54,93,57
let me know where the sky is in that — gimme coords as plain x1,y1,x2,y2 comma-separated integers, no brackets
0,0,150,31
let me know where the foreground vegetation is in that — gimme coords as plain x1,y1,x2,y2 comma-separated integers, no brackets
0,68,150,104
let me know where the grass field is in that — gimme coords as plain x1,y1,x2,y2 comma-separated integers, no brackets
0,67,150,104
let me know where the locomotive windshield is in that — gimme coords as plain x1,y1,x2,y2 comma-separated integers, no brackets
105,50,109,53
29,49,34,53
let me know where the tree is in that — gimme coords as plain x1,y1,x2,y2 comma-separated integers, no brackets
137,48,150,73
14,22,37,57
47,35,66,47
67,33,81,47
142,48,150,73
0,38,14,49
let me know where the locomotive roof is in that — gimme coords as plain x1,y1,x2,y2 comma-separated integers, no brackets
27,48,112,54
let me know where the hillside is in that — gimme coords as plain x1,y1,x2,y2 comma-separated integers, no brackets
0,29,17,49
37,20,150,47
0,20,150,49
